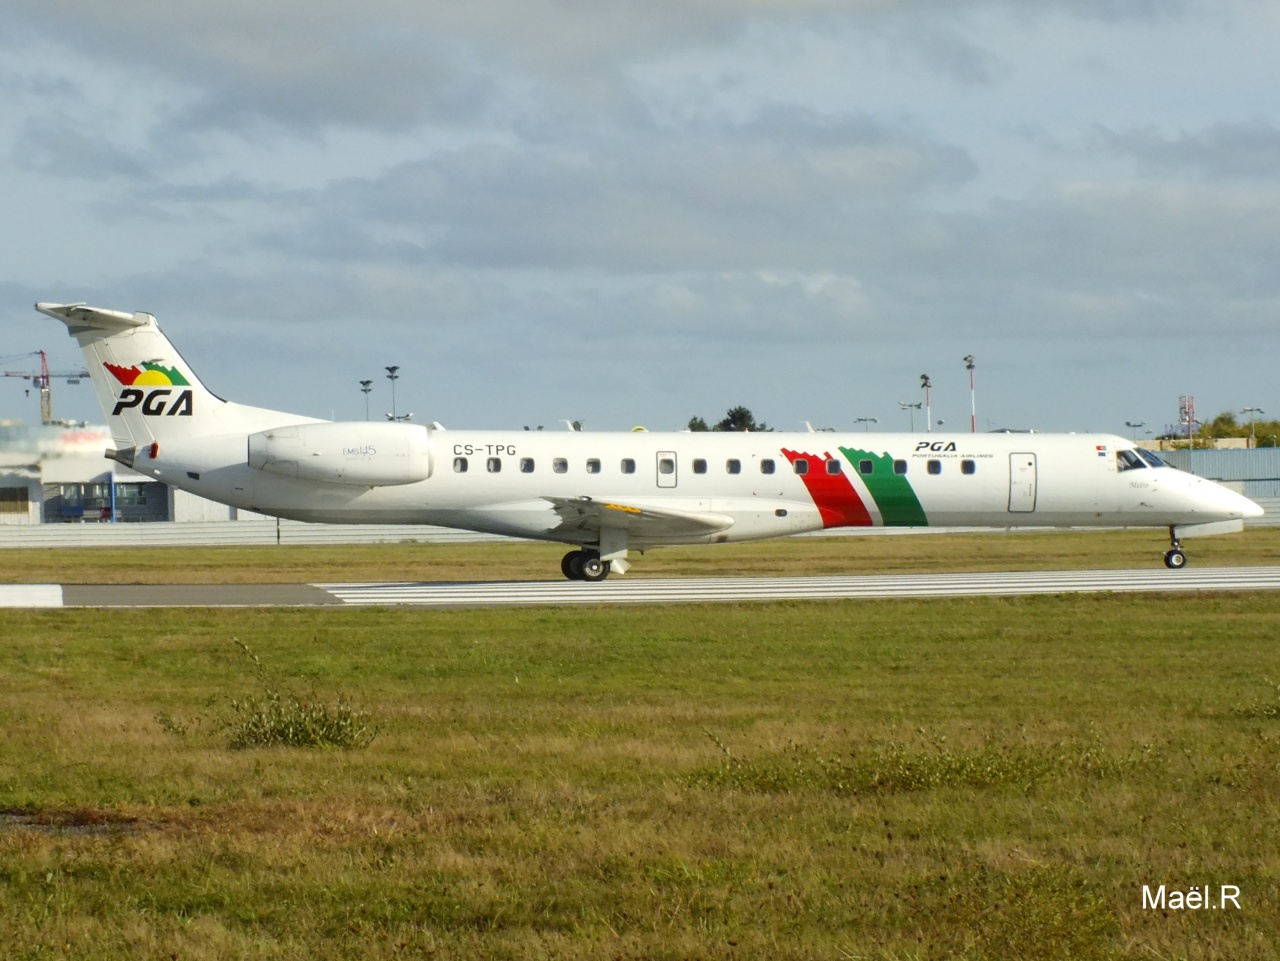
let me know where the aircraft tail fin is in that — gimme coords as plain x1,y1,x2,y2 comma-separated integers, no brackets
37,302,239,451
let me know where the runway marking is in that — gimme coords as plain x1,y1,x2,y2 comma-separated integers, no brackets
314,566,1280,608
6,568,1280,608
0,585,63,608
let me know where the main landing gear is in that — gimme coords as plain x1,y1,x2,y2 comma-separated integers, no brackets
1164,528,1187,570
561,549,611,582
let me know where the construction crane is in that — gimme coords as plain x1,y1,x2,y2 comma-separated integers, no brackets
2,350,90,426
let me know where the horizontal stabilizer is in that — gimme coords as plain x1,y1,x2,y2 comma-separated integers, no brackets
545,495,733,540
35,302,153,332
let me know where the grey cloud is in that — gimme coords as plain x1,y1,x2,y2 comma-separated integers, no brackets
867,179,1280,346
0,65,77,99
1097,122,1280,180
4,0,1209,139
13,115,156,181
7,0,1273,435
263,116,976,272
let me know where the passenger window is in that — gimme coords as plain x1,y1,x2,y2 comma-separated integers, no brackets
693,458,708,474
658,457,675,475
793,459,809,475
893,459,907,475
520,457,535,473
553,458,568,474
727,459,742,474
760,459,775,474
826,459,842,475
621,458,636,474
453,457,468,473
859,459,873,475
927,460,941,475
961,459,976,475
487,457,502,473
586,458,601,474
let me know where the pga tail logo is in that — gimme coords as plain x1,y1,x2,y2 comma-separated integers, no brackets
105,362,194,416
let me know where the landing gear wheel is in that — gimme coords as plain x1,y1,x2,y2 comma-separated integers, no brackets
579,555,611,582
561,550,586,581
1164,548,1187,570
561,549,611,582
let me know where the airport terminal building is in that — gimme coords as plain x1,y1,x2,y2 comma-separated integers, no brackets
0,421,232,526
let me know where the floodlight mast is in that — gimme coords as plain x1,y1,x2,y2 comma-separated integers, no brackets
898,401,922,432
1242,407,1265,448
385,366,400,421
359,380,373,421
964,355,976,433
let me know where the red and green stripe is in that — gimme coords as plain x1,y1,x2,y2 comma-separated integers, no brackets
780,449,872,528
838,448,928,527
781,447,929,529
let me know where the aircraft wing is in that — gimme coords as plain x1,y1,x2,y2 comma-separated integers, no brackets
544,496,734,540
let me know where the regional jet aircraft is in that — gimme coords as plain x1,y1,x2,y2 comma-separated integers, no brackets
37,302,1263,580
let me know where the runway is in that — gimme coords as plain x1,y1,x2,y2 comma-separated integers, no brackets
5,566,1280,608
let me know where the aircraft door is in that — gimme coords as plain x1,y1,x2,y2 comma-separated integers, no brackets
1008,452,1037,512
656,451,677,488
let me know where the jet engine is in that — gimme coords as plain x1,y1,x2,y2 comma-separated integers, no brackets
247,421,431,486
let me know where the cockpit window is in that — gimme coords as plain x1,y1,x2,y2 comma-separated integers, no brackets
1116,449,1146,471
1137,449,1165,468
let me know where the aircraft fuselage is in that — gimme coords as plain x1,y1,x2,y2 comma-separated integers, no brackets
36,301,1263,579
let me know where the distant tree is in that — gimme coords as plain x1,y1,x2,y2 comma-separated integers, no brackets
1205,411,1240,437
687,407,771,432
714,406,769,432
1158,409,1280,447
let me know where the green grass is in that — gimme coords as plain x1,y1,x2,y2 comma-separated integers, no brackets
2,525,1278,583
3,590,1280,958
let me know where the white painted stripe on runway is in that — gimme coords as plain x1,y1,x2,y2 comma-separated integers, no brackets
313,566,1280,607
0,585,64,608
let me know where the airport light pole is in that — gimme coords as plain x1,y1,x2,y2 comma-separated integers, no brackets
920,375,932,433
964,355,976,433
359,380,373,421
1241,407,1264,448
1125,420,1145,442
899,401,922,432
385,366,400,421
854,416,878,432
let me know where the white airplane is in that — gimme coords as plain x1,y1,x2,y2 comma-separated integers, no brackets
38,302,1263,580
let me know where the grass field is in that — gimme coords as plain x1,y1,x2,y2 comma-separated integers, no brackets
3,525,1280,584
2,531,1279,958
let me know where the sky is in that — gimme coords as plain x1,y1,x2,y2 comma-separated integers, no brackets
2,0,1278,438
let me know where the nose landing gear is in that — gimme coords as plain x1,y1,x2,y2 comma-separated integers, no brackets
1164,528,1187,569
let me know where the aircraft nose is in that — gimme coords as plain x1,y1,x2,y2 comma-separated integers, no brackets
1216,484,1264,519
1188,477,1265,520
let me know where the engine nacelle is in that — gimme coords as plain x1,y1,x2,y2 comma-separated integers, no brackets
248,421,431,486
